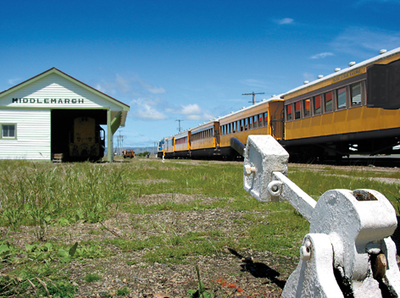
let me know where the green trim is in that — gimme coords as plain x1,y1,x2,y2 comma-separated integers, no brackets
111,112,122,135
107,110,113,162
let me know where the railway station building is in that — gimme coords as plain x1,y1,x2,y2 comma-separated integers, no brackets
0,67,130,162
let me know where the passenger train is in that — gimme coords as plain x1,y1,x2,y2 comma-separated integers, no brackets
158,47,400,162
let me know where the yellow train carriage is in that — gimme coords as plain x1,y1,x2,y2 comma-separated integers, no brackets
282,47,400,161
218,96,284,157
190,121,220,158
173,130,191,158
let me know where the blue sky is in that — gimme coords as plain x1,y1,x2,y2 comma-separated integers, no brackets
1,0,400,149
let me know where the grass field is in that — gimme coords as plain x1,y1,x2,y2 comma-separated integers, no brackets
0,158,399,297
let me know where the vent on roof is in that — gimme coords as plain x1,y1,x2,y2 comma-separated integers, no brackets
335,68,341,72
318,75,324,79
303,80,309,84
380,49,387,54
349,62,356,67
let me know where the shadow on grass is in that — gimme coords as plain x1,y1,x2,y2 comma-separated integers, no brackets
228,248,286,289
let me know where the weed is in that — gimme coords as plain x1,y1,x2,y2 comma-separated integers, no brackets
85,273,101,282
116,286,130,296
186,266,213,298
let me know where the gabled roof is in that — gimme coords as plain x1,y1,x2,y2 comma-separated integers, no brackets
0,67,130,125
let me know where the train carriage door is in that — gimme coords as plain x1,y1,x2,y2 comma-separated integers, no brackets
270,101,284,139
214,122,220,147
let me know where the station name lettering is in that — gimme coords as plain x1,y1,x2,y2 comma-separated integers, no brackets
12,98,85,104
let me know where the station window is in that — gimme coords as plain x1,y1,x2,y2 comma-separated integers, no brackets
303,98,311,117
351,83,362,106
295,102,301,119
1,124,16,139
314,95,321,115
286,104,293,121
324,91,333,112
337,87,347,109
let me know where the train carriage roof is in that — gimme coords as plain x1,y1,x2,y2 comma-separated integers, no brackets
283,47,400,100
217,94,283,123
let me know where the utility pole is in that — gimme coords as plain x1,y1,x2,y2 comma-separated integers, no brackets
176,119,183,132
116,130,124,155
242,92,265,105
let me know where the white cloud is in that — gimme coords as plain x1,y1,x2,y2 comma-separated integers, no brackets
277,18,294,25
175,103,215,121
139,79,166,94
8,78,21,85
310,52,335,59
131,98,168,120
330,27,400,58
180,104,202,115
95,74,166,97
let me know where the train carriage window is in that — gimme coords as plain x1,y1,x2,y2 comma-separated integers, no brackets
295,102,301,119
286,104,293,121
264,112,268,126
324,91,333,112
253,115,257,127
351,83,362,106
303,99,311,117
314,95,321,115
258,114,263,127
249,117,253,129
244,118,248,130
337,87,347,109
240,119,244,131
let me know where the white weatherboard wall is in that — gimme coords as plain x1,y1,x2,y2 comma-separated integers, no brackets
0,68,130,161
0,109,50,160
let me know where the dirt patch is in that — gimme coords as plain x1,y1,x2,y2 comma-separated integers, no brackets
2,193,294,297
2,162,400,297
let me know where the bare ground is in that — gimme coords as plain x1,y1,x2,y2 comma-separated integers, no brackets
2,162,400,297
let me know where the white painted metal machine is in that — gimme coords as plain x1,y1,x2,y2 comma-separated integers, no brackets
243,135,400,297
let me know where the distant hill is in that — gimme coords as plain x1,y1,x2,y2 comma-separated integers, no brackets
105,147,157,155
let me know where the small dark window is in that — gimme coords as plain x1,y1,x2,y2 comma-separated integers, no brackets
324,91,333,112
295,102,301,119
337,87,347,109
351,83,362,106
286,104,293,121
2,125,15,138
314,95,321,115
303,99,311,117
